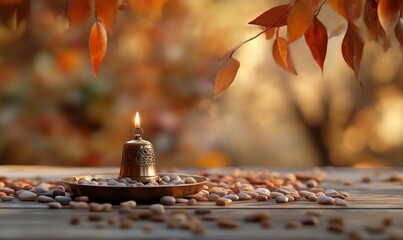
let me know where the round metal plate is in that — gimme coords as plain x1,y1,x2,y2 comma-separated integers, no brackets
62,173,209,202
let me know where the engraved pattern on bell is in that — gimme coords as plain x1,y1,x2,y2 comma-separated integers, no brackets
122,146,156,166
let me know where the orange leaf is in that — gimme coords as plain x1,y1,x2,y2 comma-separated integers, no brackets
128,0,168,18
89,21,107,79
327,0,363,22
249,4,291,28
68,0,92,27
264,27,275,40
95,0,118,35
214,56,240,98
272,36,297,75
378,0,400,36
341,22,364,86
396,18,403,47
304,16,328,71
287,0,314,43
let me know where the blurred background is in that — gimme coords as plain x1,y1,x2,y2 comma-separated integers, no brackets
0,0,402,167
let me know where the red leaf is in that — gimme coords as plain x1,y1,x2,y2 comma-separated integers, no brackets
249,4,290,28
264,27,275,40
378,0,401,36
396,18,403,47
95,0,118,35
68,0,92,27
272,36,297,75
327,0,363,22
304,16,328,71
341,22,364,86
214,55,240,98
287,0,314,43
364,0,383,41
89,21,107,79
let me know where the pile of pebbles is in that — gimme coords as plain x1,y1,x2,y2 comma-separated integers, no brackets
74,174,197,187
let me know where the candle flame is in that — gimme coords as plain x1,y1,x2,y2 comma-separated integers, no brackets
134,112,140,128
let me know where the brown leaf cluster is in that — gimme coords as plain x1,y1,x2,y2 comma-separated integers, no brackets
214,0,403,98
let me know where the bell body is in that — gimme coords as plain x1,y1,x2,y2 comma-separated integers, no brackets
119,138,159,183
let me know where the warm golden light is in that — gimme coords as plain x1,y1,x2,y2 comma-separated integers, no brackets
134,112,140,128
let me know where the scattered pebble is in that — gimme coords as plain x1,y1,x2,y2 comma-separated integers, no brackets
48,202,62,209
88,214,103,222
149,204,165,215
216,198,232,206
256,195,268,201
217,219,240,229
1,196,14,201
75,196,89,202
223,194,239,201
70,216,80,225
285,220,302,229
120,218,132,229
335,199,348,206
18,191,37,201
275,195,288,203
318,196,335,205
37,195,55,203
160,196,176,206
301,215,319,226
55,196,71,206
187,199,197,206
175,198,188,203
194,209,212,215
69,201,89,209
120,200,137,209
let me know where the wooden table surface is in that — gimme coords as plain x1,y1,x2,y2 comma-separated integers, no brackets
0,166,402,239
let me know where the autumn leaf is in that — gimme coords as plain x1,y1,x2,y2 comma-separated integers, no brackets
304,16,328,71
396,18,403,47
341,22,364,86
89,21,107,79
364,0,383,41
327,0,363,22
249,4,291,28
378,0,401,36
264,27,275,40
68,0,92,28
95,0,118,35
128,0,168,18
287,0,314,43
214,56,240,98
272,36,297,75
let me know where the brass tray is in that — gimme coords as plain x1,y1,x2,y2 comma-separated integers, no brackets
62,173,209,202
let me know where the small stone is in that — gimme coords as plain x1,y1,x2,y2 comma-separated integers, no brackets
306,179,318,188
161,176,170,182
328,217,344,225
195,209,212,215
308,195,318,202
348,231,364,240
223,194,239,201
216,198,232,206
175,198,188,203
35,183,49,194
318,196,335,205
237,192,252,200
149,204,165,215
202,214,217,221
275,195,289,203
37,195,55,203
120,200,137,209
190,194,208,202
0,188,15,195
55,196,71,206
335,199,348,206
210,190,226,197
69,201,89,209
160,196,176,206
152,215,167,222
18,191,37,201
107,217,119,226
207,193,220,201
168,175,181,181
187,199,197,206
270,192,284,199
362,176,371,183
115,183,127,187
1,196,14,201
88,214,103,222
299,190,314,198
301,215,319,225
47,202,62,209
89,202,104,212
75,196,89,202
343,180,353,186
107,179,119,185
52,189,65,197
245,213,269,222
256,195,268,201
285,220,302,229
383,217,393,226
217,219,240,229
261,220,273,229
185,177,197,184
103,203,112,212
70,216,80,225
328,223,344,233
